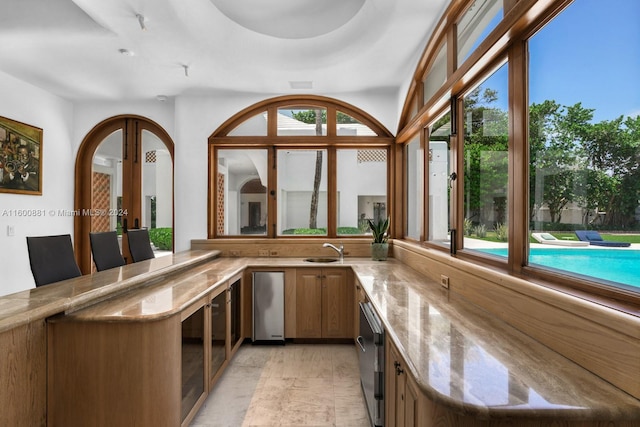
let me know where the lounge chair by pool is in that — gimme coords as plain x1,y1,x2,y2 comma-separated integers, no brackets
531,233,589,247
574,230,631,247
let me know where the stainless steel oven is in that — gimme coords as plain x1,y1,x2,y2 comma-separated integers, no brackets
357,302,384,426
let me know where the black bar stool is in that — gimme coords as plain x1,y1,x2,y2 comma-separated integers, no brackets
26,234,82,287
127,229,155,262
90,231,126,271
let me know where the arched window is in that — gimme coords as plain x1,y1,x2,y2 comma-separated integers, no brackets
209,95,393,238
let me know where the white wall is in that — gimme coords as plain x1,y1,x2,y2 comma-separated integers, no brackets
0,84,398,295
173,93,268,251
0,71,75,295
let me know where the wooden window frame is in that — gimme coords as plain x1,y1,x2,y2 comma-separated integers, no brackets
396,0,640,310
208,95,394,239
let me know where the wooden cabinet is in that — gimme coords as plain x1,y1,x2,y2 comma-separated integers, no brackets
386,338,423,427
228,275,242,355
207,274,243,392
295,268,353,339
48,307,183,427
47,274,245,427
208,286,227,388
181,300,208,425
296,268,323,337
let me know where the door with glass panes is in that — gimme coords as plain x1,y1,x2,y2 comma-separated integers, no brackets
75,116,174,273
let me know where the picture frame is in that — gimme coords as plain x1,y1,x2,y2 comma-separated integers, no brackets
0,116,43,195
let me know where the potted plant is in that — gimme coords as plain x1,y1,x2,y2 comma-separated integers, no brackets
368,217,390,261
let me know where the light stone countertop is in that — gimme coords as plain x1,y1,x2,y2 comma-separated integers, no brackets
351,261,640,420
0,249,220,332
3,254,640,420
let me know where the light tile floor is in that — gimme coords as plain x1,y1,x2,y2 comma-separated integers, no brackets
191,343,370,427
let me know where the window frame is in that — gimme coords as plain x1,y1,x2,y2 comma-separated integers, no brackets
397,0,640,309
209,96,394,239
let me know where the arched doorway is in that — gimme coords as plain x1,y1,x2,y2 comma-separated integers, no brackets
74,115,174,273
240,178,267,234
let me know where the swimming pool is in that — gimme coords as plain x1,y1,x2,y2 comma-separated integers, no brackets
477,248,640,290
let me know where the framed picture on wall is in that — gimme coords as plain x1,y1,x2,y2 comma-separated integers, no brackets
0,116,43,195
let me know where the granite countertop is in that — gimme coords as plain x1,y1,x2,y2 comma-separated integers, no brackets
351,261,640,420
3,254,639,420
0,249,220,332
60,258,248,321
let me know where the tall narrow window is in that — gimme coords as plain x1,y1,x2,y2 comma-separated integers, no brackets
337,149,387,236
406,135,423,240
277,149,328,236
216,149,268,236
528,0,640,291
428,110,452,247
423,43,447,105
457,0,502,65
463,63,509,257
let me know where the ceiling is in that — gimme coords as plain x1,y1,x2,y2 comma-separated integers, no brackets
0,0,449,102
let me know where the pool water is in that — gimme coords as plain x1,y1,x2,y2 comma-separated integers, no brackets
478,248,640,290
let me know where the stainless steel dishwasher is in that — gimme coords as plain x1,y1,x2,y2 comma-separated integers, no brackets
252,271,285,344
357,301,384,426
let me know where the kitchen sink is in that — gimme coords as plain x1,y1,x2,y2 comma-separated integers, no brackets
304,257,339,263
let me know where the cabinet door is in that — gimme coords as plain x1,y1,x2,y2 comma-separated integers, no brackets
228,277,242,353
295,268,322,338
385,339,422,427
181,303,207,424
322,269,352,338
386,340,400,427
404,372,421,427
209,288,227,386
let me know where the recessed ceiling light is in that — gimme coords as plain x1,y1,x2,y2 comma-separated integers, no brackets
118,48,135,57
156,95,168,102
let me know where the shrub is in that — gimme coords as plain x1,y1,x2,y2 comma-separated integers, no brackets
281,228,327,235
473,224,487,238
494,223,508,241
337,227,361,235
464,218,473,236
148,227,173,250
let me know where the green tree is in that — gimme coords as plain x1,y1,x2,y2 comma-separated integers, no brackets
530,102,594,224
581,115,640,227
463,88,509,226
529,100,561,221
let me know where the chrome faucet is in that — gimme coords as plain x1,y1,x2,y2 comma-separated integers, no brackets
323,242,344,261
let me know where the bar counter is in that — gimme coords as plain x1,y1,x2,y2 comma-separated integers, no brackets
0,249,220,333
2,253,639,426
